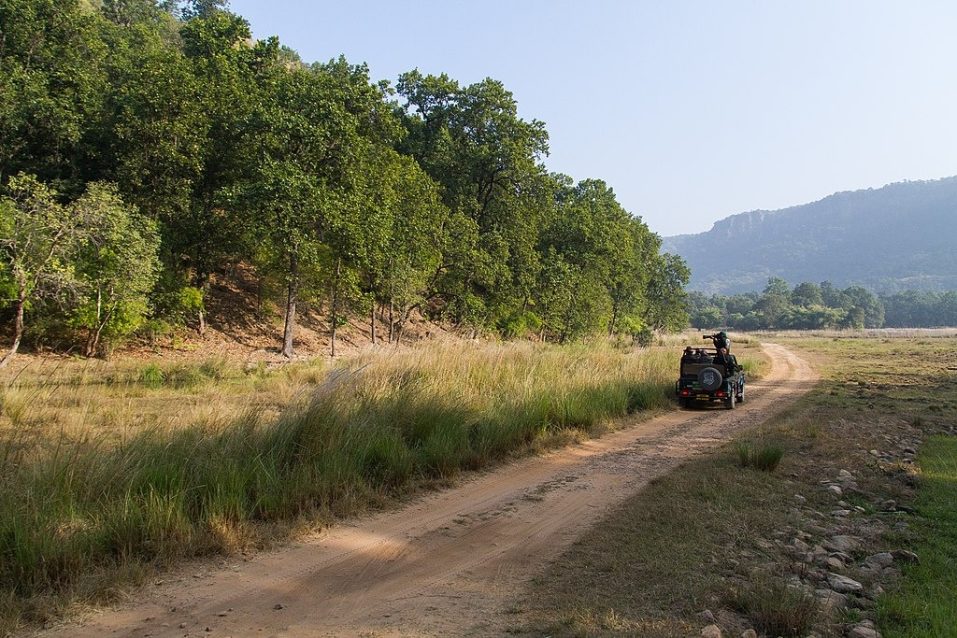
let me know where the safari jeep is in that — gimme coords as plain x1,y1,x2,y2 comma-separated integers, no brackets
675,348,745,409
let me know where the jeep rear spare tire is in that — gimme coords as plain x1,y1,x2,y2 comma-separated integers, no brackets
698,366,723,392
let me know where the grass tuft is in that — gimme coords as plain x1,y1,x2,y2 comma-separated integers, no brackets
735,441,785,472
728,578,819,637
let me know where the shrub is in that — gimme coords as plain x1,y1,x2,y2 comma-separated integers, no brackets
736,441,785,472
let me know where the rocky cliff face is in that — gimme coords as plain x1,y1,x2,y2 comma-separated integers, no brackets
662,177,957,294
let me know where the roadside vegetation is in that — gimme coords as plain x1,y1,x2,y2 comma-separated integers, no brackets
0,340,674,634
518,333,957,637
879,435,957,637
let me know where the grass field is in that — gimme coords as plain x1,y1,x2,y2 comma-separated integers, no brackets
518,333,957,637
879,435,957,638
0,339,689,634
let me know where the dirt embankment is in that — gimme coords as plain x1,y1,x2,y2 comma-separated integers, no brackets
40,343,815,638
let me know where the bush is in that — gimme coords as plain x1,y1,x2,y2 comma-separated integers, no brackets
736,441,785,472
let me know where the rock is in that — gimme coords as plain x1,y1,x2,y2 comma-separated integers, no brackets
827,573,864,593
701,624,722,638
869,449,880,456
824,535,860,553
795,494,807,503
697,610,717,624
816,588,848,612
869,584,885,599
791,538,810,552
741,630,758,638
828,485,844,497
848,622,881,638
892,549,919,563
864,552,894,569
903,447,917,455
838,469,854,481
880,499,897,511
831,509,852,517
826,556,845,570
179,624,187,629
273,603,286,610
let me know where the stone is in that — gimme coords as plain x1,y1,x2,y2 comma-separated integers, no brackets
869,449,880,456
824,535,860,552
697,609,716,624
701,624,722,638
880,499,897,511
825,556,845,570
838,469,854,481
892,549,919,563
273,603,286,610
848,622,881,638
828,485,844,497
827,573,864,593
815,588,848,612
831,509,852,517
741,630,758,638
864,552,894,569
795,494,807,503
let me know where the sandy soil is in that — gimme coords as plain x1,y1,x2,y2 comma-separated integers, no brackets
40,343,816,638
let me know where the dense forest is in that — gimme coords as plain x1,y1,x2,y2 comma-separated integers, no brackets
689,278,957,330
0,0,690,363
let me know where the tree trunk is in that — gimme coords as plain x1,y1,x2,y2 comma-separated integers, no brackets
370,302,377,346
281,253,299,359
0,292,26,370
330,257,341,358
388,295,395,344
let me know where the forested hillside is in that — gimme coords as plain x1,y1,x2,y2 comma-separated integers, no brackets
0,0,688,364
663,177,957,295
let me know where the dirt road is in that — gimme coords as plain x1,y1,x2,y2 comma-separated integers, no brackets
43,343,815,638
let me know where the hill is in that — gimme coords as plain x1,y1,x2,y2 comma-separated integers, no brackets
662,177,957,294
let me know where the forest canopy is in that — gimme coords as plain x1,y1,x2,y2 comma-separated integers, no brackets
0,0,689,362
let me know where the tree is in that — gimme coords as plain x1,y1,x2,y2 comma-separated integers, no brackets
0,0,109,188
645,253,691,332
0,175,92,366
70,184,160,356
397,70,550,330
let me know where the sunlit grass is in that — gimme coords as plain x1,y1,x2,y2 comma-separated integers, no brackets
0,340,675,633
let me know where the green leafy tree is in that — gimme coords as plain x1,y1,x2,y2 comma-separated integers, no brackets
397,70,550,330
0,175,95,366
0,0,109,188
70,184,160,356
645,253,691,332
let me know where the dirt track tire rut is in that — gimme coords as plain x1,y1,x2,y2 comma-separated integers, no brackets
40,343,816,638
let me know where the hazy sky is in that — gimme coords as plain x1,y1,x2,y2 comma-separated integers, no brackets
228,0,957,236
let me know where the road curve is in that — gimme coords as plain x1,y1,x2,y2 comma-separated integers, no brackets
41,343,816,638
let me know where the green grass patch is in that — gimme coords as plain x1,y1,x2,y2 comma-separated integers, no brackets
735,440,785,472
879,435,957,638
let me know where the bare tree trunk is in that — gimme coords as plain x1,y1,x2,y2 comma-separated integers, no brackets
0,292,25,370
388,295,395,344
370,302,377,346
281,253,298,358
197,279,209,336
330,257,341,358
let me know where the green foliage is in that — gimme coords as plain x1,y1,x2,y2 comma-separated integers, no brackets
735,441,785,472
0,1,690,356
689,278,887,330
69,183,161,355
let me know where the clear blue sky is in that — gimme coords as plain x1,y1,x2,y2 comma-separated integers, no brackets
228,0,957,236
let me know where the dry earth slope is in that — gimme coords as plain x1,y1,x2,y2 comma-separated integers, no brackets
40,343,816,638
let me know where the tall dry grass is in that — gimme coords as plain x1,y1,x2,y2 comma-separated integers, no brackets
0,340,673,631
